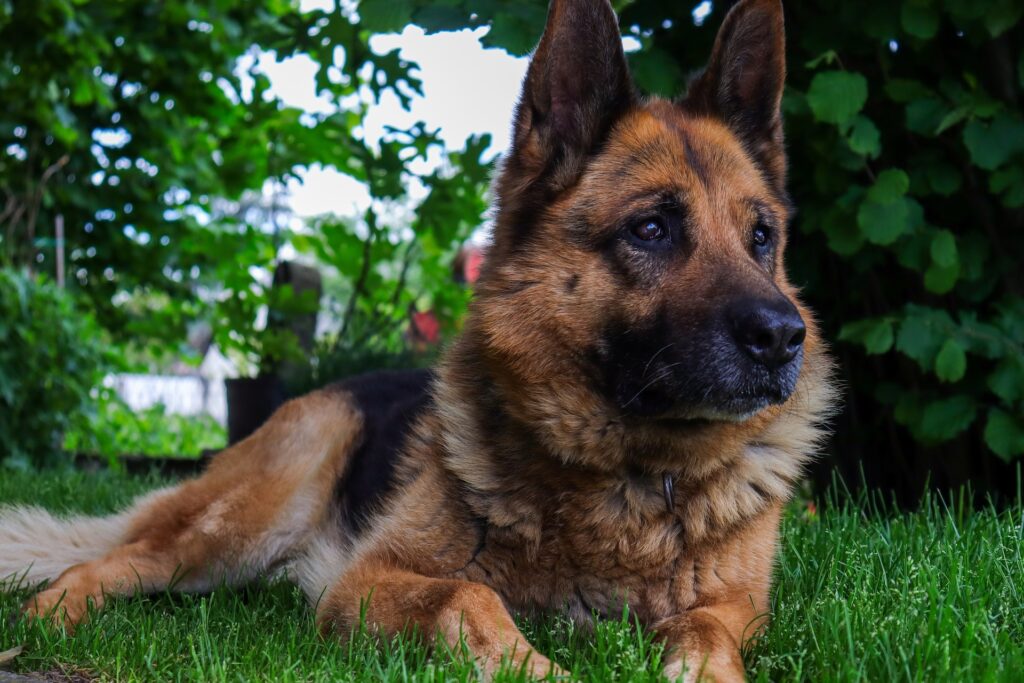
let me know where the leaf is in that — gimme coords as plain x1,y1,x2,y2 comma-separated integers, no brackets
934,339,967,382
924,261,960,293
963,114,1024,170
358,0,414,33
990,164,1024,208
805,50,840,69
867,169,910,203
412,5,469,33
858,198,910,245
929,229,958,268
906,98,948,136
935,106,969,134
897,307,953,369
895,231,932,271
904,196,926,231
482,9,546,56
838,318,895,354
71,76,94,105
629,47,684,98
806,70,869,126
919,395,977,442
901,3,939,39
846,115,881,158
857,170,913,245
925,226,960,292
821,207,864,255
984,409,1024,461
988,358,1024,403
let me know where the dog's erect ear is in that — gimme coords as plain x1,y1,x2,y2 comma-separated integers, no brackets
685,0,787,190
510,0,634,190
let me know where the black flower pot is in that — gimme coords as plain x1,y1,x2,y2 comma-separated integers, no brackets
225,375,287,445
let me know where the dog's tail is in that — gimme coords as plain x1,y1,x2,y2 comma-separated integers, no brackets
0,505,134,588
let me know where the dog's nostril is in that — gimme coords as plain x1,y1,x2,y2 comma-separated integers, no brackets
785,324,806,350
729,298,806,369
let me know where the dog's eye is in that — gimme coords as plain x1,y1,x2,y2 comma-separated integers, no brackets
752,224,771,250
630,219,667,243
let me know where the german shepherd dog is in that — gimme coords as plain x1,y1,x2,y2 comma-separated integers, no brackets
1,0,834,679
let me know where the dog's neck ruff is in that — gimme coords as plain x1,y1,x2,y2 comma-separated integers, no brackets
431,339,836,547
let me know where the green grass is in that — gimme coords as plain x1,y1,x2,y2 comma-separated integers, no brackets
1,470,1022,682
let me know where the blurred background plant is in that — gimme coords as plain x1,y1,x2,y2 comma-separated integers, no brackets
64,397,226,460
0,270,107,469
1,0,1022,501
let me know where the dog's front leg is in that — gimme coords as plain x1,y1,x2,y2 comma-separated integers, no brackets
655,600,764,683
316,560,565,680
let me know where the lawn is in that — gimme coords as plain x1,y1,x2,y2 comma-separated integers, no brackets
1,470,1022,682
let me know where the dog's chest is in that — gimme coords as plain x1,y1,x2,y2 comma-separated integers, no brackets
457,481,731,625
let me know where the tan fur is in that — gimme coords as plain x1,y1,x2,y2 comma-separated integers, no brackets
3,1,834,680
15,389,362,629
0,505,135,587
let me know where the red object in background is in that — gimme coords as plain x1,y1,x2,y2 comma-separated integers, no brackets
407,245,486,350
463,247,484,284
453,245,485,285
410,310,440,345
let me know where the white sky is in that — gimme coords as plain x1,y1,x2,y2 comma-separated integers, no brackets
258,22,529,220
234,1,718,225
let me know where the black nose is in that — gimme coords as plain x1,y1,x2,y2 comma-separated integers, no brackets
729,298,806,369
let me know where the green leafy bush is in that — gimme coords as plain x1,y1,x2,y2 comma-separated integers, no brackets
65,397,226,460
771,1,1024,494
0,0,449,354
0,270,107,469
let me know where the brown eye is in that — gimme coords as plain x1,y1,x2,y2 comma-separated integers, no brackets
631,219,667,242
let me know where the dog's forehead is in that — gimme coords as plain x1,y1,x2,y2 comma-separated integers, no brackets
590,99,778,212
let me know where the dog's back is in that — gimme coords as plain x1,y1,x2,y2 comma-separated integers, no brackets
327,369,433,533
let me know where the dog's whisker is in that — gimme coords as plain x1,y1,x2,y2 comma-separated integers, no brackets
641,343,675,378
623,364,681,408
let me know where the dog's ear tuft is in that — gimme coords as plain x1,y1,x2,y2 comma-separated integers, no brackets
685,0,787,190
510,0,634,191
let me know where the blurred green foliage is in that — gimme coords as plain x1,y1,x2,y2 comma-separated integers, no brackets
774,0,1024,493
0,0,490,375
65,397,226,460
0,270,107,469
2,0,1023,491
768,3,1024,470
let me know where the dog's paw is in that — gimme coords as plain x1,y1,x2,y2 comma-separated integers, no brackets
662,654,744,683
21,587,91,633
521,652,571,680
662,656,695,683
488,649,571,681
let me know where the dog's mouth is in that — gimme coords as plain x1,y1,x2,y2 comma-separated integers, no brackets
600,313,805,425
639,396,773,427
612,353,803,424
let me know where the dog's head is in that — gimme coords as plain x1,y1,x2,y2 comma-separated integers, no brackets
471,0,825,457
